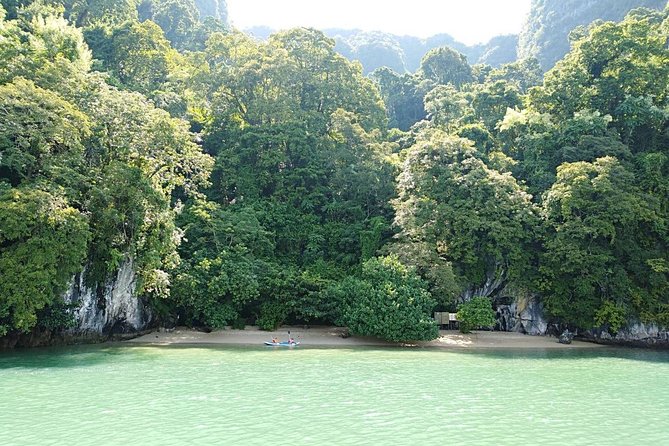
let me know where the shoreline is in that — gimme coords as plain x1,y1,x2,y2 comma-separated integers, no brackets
128,326,603,349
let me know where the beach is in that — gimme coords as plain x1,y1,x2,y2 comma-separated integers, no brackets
128,326,602,349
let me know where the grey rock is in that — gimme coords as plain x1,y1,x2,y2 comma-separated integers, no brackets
583,322,669,347
496,295,548,335
63,258,152,336
558,330,574,344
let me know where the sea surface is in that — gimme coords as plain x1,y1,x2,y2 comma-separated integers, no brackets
1,344,668,445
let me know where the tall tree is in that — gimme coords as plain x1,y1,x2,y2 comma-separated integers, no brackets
370,67,431,131
152,0,199,49
69,0,138,27
0,8,212,335
419,46,473,88
109,20,172,93
541,157,668,330
171,28,395,328
393,130,540,303
528,7,669,153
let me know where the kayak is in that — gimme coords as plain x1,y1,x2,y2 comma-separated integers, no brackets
264,341,300,346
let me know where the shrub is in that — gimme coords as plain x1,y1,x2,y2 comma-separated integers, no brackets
335,255,439,342
594,300,626,334
256,302,287,331
457,296,496,333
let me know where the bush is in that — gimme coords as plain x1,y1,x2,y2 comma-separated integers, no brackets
594,300,626,334
256,302,287,331
457,296,496,333
335,256,439,342
231,317,246,330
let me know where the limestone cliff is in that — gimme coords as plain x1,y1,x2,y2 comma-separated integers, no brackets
518,0,667,70
63,259,152,337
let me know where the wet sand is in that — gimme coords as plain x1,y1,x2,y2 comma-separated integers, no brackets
129,326,602,349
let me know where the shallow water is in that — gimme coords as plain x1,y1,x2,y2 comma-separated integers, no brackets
1,344,668,445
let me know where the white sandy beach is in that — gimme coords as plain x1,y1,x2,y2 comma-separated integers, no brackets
128,326,602,349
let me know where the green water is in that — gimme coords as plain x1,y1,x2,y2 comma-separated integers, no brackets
1,345,668,445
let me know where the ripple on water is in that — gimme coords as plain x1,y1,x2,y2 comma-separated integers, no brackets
0,346,668,445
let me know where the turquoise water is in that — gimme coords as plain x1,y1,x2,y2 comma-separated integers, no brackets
1,344,668,445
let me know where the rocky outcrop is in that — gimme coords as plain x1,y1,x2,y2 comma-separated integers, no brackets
0,259,153,349
495,294,669,348
583,322,669,348
64,259,152,337
496,294,549,336
477,35,519,67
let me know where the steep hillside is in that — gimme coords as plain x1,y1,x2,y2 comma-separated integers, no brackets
194,0,228,23
329,30,519,74
246,27,517,74
518,0,666,70
477,35,519,67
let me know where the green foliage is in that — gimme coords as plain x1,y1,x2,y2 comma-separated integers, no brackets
529,8,669,153
470,80,522,131
519,8,669,331
1,0,668,343
0,7,212,337
419,46,474,88
521,8,669,331
152,0,199,49
394,131,540,299
70,0,139,28
424,84,471,131
0,7,92,83
540,157,667,328
333,256,438,342
35,299,77,331
198,28,394,282
457,296,496,333
499,109,631,195
255,301,287,331
518,0,666,71
594,301,627,334
0,188,89,335
388,239,460,311
106,20,173,94
172,251,259,328
486,58,542,93
370,67,429,131
171,200,266,329
0,78,89,184
171,28,396,327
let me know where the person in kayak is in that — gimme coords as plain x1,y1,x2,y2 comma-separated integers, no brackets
271,337,279,344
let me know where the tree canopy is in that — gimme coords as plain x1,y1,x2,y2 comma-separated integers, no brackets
0,2,667,342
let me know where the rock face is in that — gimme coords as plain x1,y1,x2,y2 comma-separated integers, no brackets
584,323,669,348
461,266,507,302
64,259,152,338
495,293,669,347
496,295,549,336
0,259,152,349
